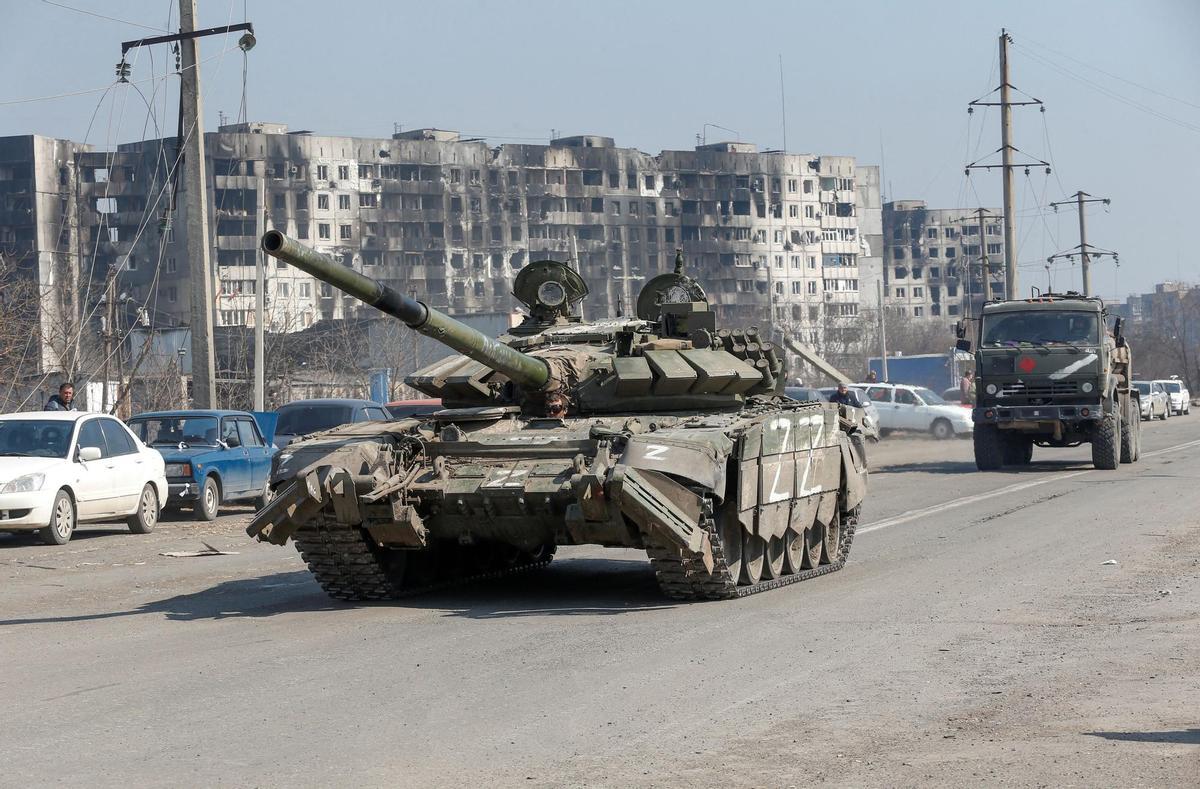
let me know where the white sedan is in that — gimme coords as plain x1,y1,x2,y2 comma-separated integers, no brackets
0,411,167,544
857,383,974,439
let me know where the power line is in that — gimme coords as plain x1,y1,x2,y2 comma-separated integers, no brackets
41,0,169,32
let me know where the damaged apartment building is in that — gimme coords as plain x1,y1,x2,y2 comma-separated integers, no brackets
2,124,882,377
882,199,1007,322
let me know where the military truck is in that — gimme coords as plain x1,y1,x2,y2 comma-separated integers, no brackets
957,292,1139,470
247,231,869,601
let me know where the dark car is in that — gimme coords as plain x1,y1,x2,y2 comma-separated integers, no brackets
784,386,828,403
127,410,276,520
273,398,391,449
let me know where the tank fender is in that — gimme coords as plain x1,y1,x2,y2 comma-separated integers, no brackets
609,466,714,573
619,432,732,500
247,465,358,545
839,436,868,512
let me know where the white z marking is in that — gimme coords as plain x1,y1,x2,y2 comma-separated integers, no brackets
642,444,670,460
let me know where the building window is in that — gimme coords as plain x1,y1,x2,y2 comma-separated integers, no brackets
610,201,621,215
450,168,461,184
913,287,924,297
167,286,177,303
930,266,941,279
945,248,957,259
338,225,351,239
912,267,923,279
318,223,330,239
316,165,328,180
927,227,938,239
893,247,905,260
895,287,906,297
337,194,351,210
987,224,1001,235
297,222,309,240
929,247,939,258
317,194,330,210
337,165,349,180
299,282,311,298
806,281,817,294
987,243,1002,254
359,193,377,208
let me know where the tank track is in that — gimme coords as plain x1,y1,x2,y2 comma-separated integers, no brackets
648,502,859,600
294,516,555,601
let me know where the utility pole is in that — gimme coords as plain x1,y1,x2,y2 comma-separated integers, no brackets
951,208,998,309
1048,191,1116,295
254,194,266,410
966,30,1049,301
101,266,116,411
998,31,1018,300
876,279,889,382
178,0,216,408
118,7,256,409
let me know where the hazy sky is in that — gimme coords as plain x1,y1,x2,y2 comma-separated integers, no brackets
4,0,1198,300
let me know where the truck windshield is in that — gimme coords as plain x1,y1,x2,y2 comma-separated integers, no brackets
981,311,1099,346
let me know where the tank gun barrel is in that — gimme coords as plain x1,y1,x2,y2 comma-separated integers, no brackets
260,231,550,390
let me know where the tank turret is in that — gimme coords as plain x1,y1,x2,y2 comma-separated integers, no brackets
260,230,551,390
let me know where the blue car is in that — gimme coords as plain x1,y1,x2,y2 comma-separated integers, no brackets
126,410,277,521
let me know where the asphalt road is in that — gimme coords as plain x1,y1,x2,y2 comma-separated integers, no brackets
2,418,1198,787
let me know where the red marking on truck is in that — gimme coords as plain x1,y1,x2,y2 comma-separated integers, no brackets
1018,357,1036,373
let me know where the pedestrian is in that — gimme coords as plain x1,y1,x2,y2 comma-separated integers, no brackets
960,370,974,404
44,382,77,412
866,370,878,383
829,382,854,406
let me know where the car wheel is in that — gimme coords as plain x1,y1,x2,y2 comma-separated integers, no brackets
930,418,953,440
254,484,275,512
127,483,160,534
192,476,220,521
40,489,76,545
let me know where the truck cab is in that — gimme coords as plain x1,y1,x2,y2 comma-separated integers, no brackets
960,293,1139,471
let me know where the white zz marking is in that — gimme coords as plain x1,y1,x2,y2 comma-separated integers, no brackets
769,416,793,453
642,444,670,460
767,463,790,503
797,452,823,497
484,468,529,488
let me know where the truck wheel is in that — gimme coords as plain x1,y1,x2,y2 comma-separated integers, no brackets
1091,404,1121,470
930,419,953,440
973,424,1005,470
1002,435,1033,466
1120,409,1140,463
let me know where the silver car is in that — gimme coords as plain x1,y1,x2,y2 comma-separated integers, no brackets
1152,377,1190,416
1133,381,1170,421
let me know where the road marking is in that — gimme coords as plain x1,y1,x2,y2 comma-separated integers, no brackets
857,436,1200,536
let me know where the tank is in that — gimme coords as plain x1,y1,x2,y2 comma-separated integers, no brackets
248,231,869,600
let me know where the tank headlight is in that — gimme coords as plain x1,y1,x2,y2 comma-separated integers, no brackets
537,281,566,307
985,383,998,395
1081,382,1094,393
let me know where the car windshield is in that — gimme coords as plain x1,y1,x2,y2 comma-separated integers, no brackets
276,404,354,435
1162,382,1181,393
128,416,220,447
0,418,74,458
981,311,1099,346
914,387,946,405
1133,382,1151,395
785,387,826,402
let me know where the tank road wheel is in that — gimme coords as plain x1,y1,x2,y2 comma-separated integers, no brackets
820,510,842,565
763,535,786,579
782,529,806,575
718,508,744,585
1091,402,1121,470
801,520,824,570
741,533,765,585
973,424,1005,471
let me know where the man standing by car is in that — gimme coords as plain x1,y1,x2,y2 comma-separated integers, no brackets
960,371,975,405
829,383,854,406
44,383,76,412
